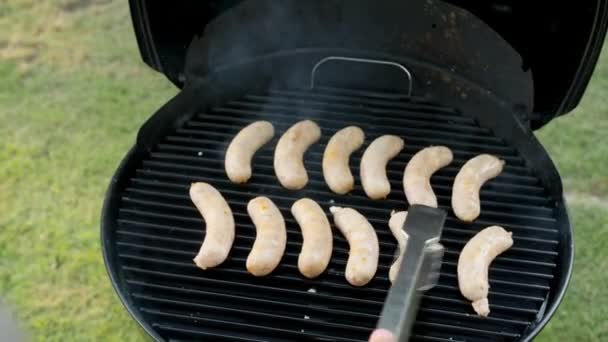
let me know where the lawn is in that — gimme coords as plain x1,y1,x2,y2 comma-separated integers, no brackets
0,1,606,341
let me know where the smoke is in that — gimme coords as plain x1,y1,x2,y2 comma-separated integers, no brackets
182,0,531,118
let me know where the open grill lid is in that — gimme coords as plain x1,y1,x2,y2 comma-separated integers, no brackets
129,0,608,129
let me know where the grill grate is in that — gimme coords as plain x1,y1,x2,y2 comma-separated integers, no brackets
111,88,561,341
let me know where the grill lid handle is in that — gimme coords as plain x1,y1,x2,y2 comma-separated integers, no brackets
310,56,413,97
374,205,446,342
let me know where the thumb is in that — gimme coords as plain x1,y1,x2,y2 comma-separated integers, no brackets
369,328,396,342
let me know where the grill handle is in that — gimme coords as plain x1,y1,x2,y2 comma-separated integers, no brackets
310,56,413,97
374,205,446,342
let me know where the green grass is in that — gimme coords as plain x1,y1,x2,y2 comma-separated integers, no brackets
0,1,606,341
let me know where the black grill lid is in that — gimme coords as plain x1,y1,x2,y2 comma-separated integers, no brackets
129,0,607,128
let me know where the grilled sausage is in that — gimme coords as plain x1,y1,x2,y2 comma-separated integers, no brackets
291,198,333,278
323,126,365,194
329,206,379,286
246,196,287,276
388,211,409,284
190,182,235,270
360,135,404,199
274,120,321,190
452,154,505,222
403,146,453,207
458,226,513,316
225,121,275,184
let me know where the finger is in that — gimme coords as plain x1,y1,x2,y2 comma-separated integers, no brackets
369,328,396,342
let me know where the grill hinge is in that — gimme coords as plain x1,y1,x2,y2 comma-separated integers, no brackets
513,103,533,128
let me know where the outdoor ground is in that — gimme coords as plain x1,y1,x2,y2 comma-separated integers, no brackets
0,1,606,341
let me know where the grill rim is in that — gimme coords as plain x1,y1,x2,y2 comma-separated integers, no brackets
102,84,573,341
102,146,166,341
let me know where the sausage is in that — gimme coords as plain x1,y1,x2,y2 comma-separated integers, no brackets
388,211,409,284
291,198,333,278
190,182,235,270
403,146,453,207
360,135,404,199
452,154,505,222
322,126,365,194
274,120,321,190
246,196,287,276
225,121,275,184
458,225,513,316
329,206,379,286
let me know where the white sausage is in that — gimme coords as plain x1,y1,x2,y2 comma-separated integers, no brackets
291,198,333,278
225,121,275,184
246,196,287,276
329,206,379,286
388,211,409,284
190,182,235,270
403,146,453,208
452,154,505,222
322,126,365,194
360,135,404,199
458,226,513,316
274,120,321,190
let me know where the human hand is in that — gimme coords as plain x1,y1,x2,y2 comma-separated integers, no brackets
369,328,396,342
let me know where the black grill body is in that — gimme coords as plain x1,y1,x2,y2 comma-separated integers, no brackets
102,51,572,341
